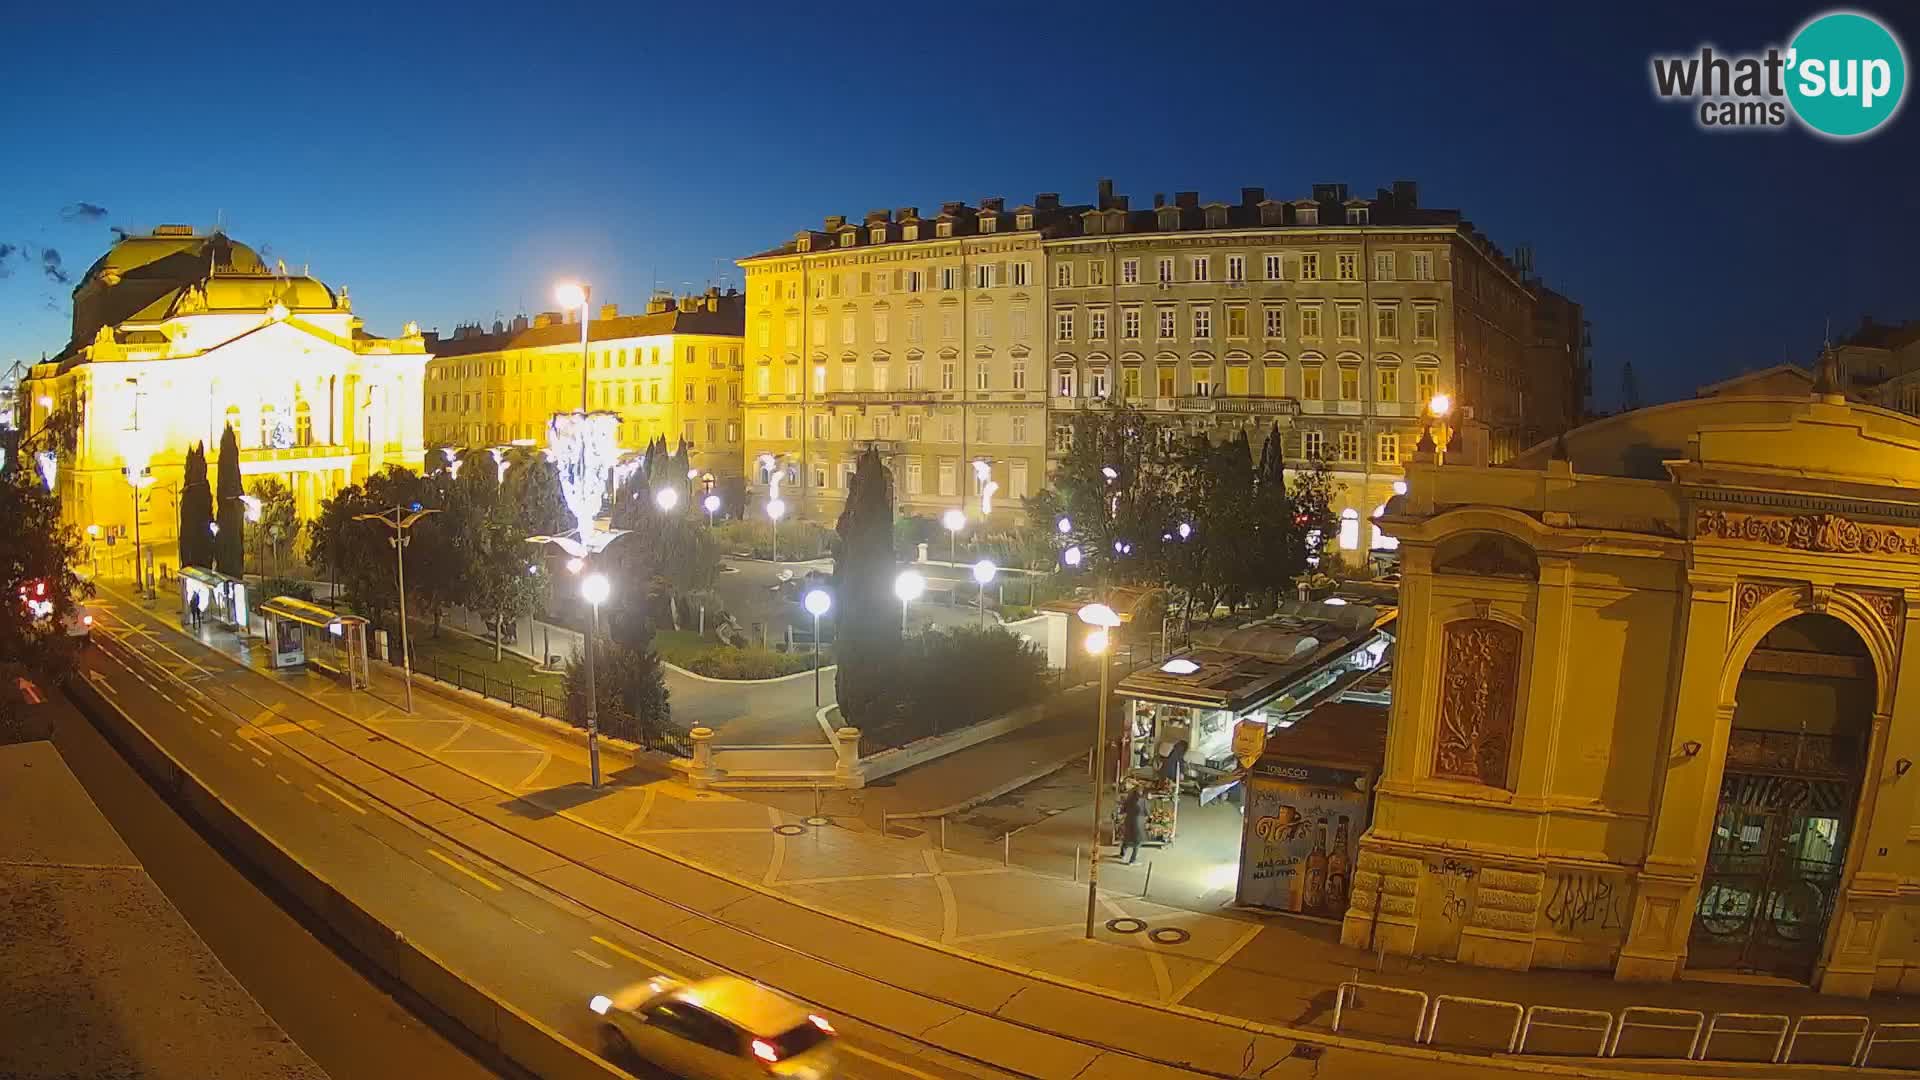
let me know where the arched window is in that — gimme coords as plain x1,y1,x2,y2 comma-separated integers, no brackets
224,405,241,443
295,399,313,447
1338,508,1361,550
1370,504,1398,551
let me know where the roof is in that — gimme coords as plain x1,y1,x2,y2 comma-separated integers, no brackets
1119,608,1381,714
1505,394,1838,479
1262,700,1389,771
1695,364,1814,398
677,976,809,1036
258,596,362,626
429,295,743,359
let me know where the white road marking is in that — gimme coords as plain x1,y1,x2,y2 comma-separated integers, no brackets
275,774,293,786
511,916,547,936
571,949,613,969
426,848,503,892
588,935,680,977
314,784,369,816
841,1043,946,1080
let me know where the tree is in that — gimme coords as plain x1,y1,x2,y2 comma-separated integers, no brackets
178,443,213,570
830,448,901,727
214,425,244,576
500,450,570,539
1248,422,1308,607
246,477,299,575
564,633,671,746
0,469,88,673
1169,430,1260,623
1290,443,1341,572
1035,400,1181,586
449,450,543,661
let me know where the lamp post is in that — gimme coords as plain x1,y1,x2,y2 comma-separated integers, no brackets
580,571,611,787
942,508,965,566
767,498,786,562
702,493,721,527
125,461,155,599
353,506,440,714
1427,392,1453,466
238,493,263,575
804,588,831,707
1077,602,1122,939
971,559,997,626
893,570,924,635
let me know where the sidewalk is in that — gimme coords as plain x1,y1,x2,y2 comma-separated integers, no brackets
96,581,1920,1072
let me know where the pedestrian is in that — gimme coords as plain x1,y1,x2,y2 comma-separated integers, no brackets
191,592,203,629
1119,788,1147,865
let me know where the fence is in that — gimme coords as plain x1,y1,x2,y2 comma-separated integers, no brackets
1330,980,1900,1067
411,653,691,757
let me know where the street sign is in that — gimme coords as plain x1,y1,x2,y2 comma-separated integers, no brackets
1233,718,1268,768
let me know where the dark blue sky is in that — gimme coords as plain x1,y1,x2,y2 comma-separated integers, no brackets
3,0,1914,407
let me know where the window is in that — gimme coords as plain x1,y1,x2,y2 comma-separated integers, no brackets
840,315,855,345
840,414,856,441
1009,308,1026,338
906,458,923,493
906,270,922,293
1192,366,1213,397
1264,305,1285,340
1339,430,1360,461
941,416,957,442
1411,251,1434,280
841,363,857,391
939,459,956,495
1416,368,1438,402
1011,359,1027,390
813,414,827,440
1227,255,1245,282
685,382,696,402
784,367,799,394
941,266,960,290
1303,366,1323,399
1338,507,1360,549
1122,366,1142,399
907,360,923,389
874,312,889,343
1010,414,1027,444
1376,306,1399,341
1056,368,1077,398
1347,207,1370,225
1337,306,1360,340
1300,252,1320,281
906,414,923,440
941,362,956,390
1378,367,1399,402
1303,429,1324,458
980,215,998,234
1121,258,1139,285
1123,308,1141,340
1377,432,1400,464
1265,253,1283,280
1090,366,1110,398
941,313,956,341
976,363,990,390
814,463,829,489
1012,261,1031,287
873,364,889,392
706,420,718,444
1090,309,1107,340
1010,459,1028,498
976,414,991,442
1226,306,1248,339
785,321,800,348
1374,252,1394,281
859,271,871,294
977,310,992,338
1339,367,1360,400
1337,252,1358,281
1301,306,1322,339
707,383,718,403
727,421,739,444
1191,306,1211,340
1157,366,1176,397
1158,307,1176,340
813,365,827,394
1056,310,1074,342
1089,260,1106,286
1190,256,1209,282
1414,306,1438,341
975,263,995,289
874,415,890,439
1055,262,1073,287
1157,257,1174,284
907,314,922,343
650,382,661,402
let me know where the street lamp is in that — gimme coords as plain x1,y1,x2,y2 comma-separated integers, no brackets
1057,516,1072,535
803,588,831,707
893,570,924,635
353,506,440,714
1063,545,1082,568
238,493,264,575
767,497,786,562
654,487,679,513
972,559,997,627
579,570,612,787
942,508,965,566
702,493,721,526
1077,601,1122,939
124,457,156,599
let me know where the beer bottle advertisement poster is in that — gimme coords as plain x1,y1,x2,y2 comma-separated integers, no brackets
1236,760,1371,917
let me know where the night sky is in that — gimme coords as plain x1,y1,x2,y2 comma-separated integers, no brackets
2,0,1914,408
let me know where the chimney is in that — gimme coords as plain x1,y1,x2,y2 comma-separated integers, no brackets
1112,195,1129,211
1241,186,1265,207
824,215,845,231
422,330,440,347
896,206,919,221
980,197,1004,213
865,208,891,224
1174,191,1199,209
1392,180,1419,207
1097,178,1114,210
1312,182,1348,203
598,303,619,321
940,201,965,216
646,295,672,315
510,314,529,333
491,318,505,334
533,313,554,329
1154,193,1166,208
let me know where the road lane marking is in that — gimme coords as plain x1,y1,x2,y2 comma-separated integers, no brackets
227,741,248,754
426,848,503,892
314,784,369,816
511,916,547,936
303,792,321,804
252,757,268,768
1170,922,1263,1005
83,670,119,698
275,774,293,785
571,949,613,969
589,935,679,977
841,1044,945,1080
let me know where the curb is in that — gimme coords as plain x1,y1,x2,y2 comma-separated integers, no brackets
661,658,836,686
403,667,684,777
67,673,626,1080
885,750,1086,823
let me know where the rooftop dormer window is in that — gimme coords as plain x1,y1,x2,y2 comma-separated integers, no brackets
903,224,919,241
1347,207,1370,225
797,237,812,252
1016,212,1034,230
937,221,954,238
1158,208,1180,230
979,215,998,234
871,227,887,244
1205,206,1228,228
1298,206,1320,225
840,231,857,248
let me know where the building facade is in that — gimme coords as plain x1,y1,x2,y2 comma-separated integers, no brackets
1343,369,1920,997
737,198,1077,524
21,227,426,557
424,289,744,480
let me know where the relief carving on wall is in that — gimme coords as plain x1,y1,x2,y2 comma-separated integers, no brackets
1696,509,1920,557
1433,619,1522,788
1733,579,1797,631
1846,586,1904,645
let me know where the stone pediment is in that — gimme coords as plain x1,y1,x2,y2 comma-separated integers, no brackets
1671,401,1920,502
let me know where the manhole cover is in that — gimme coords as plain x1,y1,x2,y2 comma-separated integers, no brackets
1106,917,1147,934
803,815,831,827
772,823,807,836
1148,927,1191,946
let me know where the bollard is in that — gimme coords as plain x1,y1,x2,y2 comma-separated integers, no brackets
1074,844,1081,883
940,815,947,851
1003,832,1010,867
881,810,891,836
1142,863,1153,898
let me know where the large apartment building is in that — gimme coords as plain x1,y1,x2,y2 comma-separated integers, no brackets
424,288,745,480
739,180,1584,541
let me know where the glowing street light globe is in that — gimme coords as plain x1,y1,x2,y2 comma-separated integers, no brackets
894,570,925,604
655,487,679,512
972,559,997,585
942,508,966,533
804,588,832,617
1428,392,1453,418
1086,629,1110,656
580,572,611,606
1062,545,1083,567
1077,602,1121,629
554,282,588,310
767,498,787,522
703,494,721,515
1177,521,1192,540
1056,516,1072,535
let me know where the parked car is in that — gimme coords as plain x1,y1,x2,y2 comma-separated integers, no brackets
589,974,838,1078
64,604,95,644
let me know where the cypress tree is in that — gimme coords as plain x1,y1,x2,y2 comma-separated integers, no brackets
214,425,245,575
830,448,900,727
178,443,213,569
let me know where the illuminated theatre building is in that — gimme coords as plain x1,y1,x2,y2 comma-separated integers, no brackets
21,227,426,555
1344,361,1920,996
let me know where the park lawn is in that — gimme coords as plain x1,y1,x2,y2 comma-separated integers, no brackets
654,628,826,680
408,624,563,690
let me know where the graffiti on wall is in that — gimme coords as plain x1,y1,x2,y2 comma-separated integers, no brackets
1542,870,1629,937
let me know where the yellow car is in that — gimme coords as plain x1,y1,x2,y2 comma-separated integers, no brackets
590,975,839,1078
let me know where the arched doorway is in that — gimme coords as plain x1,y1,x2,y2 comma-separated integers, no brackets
1689,613,1873,982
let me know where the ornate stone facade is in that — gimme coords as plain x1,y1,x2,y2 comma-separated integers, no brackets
1432,619,1522,787
1697,509,1920,557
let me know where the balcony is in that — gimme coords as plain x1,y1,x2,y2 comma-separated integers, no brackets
823,390,935,405
1213,396,1301,416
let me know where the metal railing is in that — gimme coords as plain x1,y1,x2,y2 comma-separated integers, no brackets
411,653,691,757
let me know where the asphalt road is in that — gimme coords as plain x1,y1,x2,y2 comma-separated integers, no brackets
48,693,499,1080
77,598,1018,1080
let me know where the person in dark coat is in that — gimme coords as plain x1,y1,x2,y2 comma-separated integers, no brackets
1118,788,1147,864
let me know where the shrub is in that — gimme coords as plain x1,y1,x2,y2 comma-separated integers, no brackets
713,518,834,562
564,635,673,746
260,576,315,603
865,625,1049,750
672,646,822,680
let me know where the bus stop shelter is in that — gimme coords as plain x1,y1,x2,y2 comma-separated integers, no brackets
256,596,370,690
179,567,249,633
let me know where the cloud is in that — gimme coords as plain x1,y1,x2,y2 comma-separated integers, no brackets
61,202,109,222
0,242,15,279
42,248,69,284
